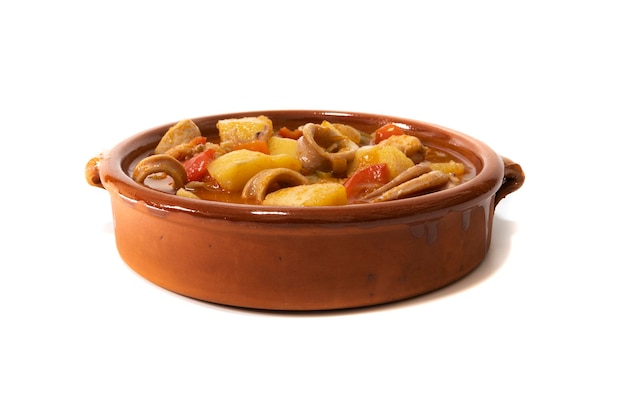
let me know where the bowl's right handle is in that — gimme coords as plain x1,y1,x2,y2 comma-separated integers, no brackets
495,156,525,206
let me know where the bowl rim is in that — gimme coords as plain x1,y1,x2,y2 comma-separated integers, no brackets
97,110,505,224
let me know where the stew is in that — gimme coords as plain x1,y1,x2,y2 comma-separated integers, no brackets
130,116,473,206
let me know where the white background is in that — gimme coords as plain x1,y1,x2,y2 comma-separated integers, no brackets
2,1,624,415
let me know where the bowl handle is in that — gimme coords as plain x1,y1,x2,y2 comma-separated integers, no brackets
495,156,525,206
85,155,104,189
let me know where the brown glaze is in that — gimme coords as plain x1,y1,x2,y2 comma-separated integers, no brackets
86,110,524,310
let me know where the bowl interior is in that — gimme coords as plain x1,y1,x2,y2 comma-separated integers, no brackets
101,110,503,223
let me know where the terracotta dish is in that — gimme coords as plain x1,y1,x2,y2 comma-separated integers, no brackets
86,110,524,310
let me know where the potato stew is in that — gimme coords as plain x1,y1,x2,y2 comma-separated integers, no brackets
130,116,474,206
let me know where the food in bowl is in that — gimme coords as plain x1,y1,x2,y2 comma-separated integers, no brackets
129,115,473,206
85,110,524,310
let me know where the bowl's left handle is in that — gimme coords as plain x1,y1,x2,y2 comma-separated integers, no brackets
85,155,104,189
495,156,525,206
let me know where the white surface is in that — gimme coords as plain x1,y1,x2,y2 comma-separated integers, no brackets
1,1,624,416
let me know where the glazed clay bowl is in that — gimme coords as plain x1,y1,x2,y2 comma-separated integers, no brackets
86,110,524,311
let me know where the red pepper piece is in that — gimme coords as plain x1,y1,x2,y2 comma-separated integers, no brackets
183,148,217,182
373,123,405,144
343,163,390,202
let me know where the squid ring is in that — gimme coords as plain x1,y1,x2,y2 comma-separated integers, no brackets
131,154,188,190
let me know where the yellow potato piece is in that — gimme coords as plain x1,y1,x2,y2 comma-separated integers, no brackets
349,145,415,179
268,135,298,158
379,134,423,158
263,183,348,206
208,149,302,191
216,116,273,149
155,119,202,154
430,160,465,176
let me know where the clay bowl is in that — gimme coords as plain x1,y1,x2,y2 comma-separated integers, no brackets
86,110,524,311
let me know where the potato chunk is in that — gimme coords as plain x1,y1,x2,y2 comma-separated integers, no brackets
348,145,415,179
216,116,273,151
379,134,423,158
268,135,298,158
430,160,466,176
263,183,347,206
208,149,301,191
155,119,202,154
